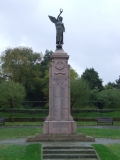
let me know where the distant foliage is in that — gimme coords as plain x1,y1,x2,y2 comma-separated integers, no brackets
115,75,120,90
98,89,120,108
70,78,90,109
1,47,120,110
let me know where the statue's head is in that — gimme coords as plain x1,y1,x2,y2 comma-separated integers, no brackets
59,16,63,21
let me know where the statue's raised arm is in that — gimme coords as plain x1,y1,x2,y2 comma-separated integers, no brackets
57,9,63,20
48,9,65,49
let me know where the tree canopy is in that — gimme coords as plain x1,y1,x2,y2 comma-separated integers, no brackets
1,47,43,102
0,47,120,110
1,47,42,82
81,68,103,91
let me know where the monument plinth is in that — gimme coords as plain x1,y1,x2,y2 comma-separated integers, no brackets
26,49,95,142
43,49,76,134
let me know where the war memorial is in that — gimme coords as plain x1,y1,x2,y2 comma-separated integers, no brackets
26,9,95,142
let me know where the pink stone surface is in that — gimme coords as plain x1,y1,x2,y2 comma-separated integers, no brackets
43,121,76,134
26,50,95,142
44,49,77,134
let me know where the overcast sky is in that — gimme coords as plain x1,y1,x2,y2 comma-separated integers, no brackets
0,0,120,85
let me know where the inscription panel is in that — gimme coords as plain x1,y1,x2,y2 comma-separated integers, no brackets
49,122,71,134
52,85,60,120
52,77,69,120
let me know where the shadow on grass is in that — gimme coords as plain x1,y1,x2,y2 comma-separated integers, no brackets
0,144,41,160
93,144,119,160
24,144,41,160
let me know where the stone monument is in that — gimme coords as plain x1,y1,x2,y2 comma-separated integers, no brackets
26,9,95,142
43,49,77,135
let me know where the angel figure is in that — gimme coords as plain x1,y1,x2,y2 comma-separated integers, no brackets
48,9,65,45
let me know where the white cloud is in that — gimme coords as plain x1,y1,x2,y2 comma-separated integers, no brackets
0,0,120,84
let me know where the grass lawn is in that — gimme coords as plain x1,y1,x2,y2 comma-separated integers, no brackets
0,127,42,140
2,122,43,126
77,128,120,139
0,127,120,159
73,110,120,118
77,121,120,126
1,121,120,126
107,144,120,159
93,144,120,160
0,144,41,160
1,110,120,118
0,127,120,140
0,112,48,118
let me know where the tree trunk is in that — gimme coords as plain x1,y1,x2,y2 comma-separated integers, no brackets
10,99,14,123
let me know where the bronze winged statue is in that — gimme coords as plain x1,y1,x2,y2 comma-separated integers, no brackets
48,9,65,47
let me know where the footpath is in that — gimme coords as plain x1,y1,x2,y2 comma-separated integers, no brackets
0,137,120,146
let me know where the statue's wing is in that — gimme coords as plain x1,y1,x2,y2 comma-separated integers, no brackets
48,16,57,23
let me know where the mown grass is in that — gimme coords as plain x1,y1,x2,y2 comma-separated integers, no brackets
0,127,120,140
0,112,48,118
73,110,120,118
107,144,120,159
77,128,120,139
77,121,120,126
0,127,120,160
0,127,42,140
1,110,120,118
1,122,43,126
0,144,41,160
93,144,119,160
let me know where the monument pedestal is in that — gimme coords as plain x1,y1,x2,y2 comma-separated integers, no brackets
44,121,76,134
26,133,95,142
43,49,78,135
26,49,95,142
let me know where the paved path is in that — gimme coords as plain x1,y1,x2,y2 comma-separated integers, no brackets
0,138,120,146
78,126,120,129
1,125,120,129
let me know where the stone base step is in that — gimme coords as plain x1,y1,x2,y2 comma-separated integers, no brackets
43,149,95,154
45,158,98,160
44,159,98,160
43,146,93,149
26,133,95,142
43,154,98,159
42,145,99,160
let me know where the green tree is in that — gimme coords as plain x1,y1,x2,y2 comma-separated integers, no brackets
0,60,5,83
105,76,120,90
1,47,43,102
70,67,79,81
0,80,26,122
115,76,120,90
70,78,90,112
98,89,120,109
104,82,116,90
0,72,5,84
40,50,53,77
88,89,100,109
81,68,103,91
